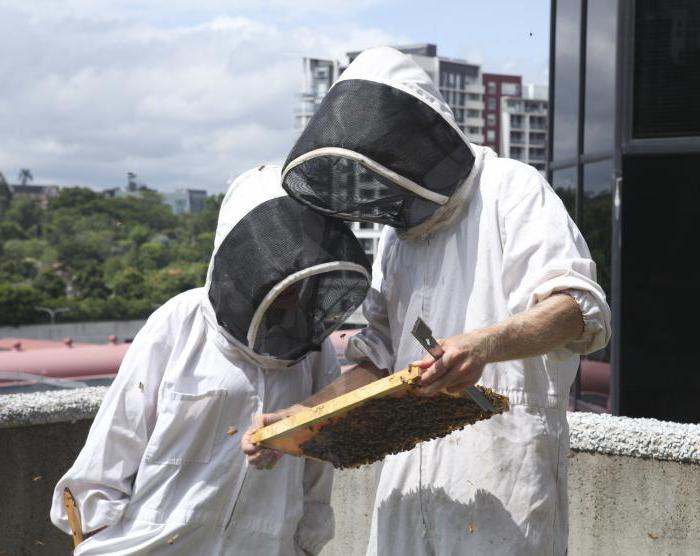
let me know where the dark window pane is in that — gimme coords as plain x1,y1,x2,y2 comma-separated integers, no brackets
584,0,618,153
582,159,613,363
553,0,581,161
633,0,700,138
552,167,577,220
619,154,700,422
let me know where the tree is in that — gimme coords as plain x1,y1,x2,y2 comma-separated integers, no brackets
34,271,67,298
18,168,33,186
147,263,207,305
0,172,12,212
128,224,150,246
138,241,170,270
5,197,42,232
47,186,100,211
0,284,43,325
0,177,218,324
2,238,53,262
109,267,146,298
73,262,111,299
0,221,27,242
127,172,138,192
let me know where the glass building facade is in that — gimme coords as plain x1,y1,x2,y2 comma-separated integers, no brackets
549,0,700,422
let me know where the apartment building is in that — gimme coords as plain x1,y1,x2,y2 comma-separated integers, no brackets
295,58,340,130
500,84,549,173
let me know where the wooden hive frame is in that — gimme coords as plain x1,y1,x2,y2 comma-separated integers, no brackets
250,365,423,456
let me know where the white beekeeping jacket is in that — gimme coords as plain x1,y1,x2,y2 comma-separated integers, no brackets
347,151,611,555
50,165,371,555
284,46,612,555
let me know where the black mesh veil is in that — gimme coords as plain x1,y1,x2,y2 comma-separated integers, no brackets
282,79,475,229
208,196,371,361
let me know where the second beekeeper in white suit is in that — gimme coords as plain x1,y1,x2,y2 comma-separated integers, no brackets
50,165,372,555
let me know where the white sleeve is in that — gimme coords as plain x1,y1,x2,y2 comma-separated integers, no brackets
50,309,172,535
295,341,339,555
345,227,395,371
501,171,612,357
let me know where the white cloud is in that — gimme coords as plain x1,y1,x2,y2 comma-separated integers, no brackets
0,3,404,192
0,0,387,23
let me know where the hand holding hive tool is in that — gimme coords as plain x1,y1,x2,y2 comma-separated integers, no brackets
411,317,498,413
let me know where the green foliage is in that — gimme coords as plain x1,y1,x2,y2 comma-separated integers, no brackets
73,263,111,299
138,241,170,270
582,192,612,298
34,271,67,298
0,221,27,242
0,172,12,213
0,284,43,325
108,267,146,298
147,263,208,305
3,238,56,264
0,186,223,324
128,224,150,246
5,197,42,233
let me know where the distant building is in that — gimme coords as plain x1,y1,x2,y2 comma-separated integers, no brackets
295,58,340,130
102,186,153,199
482,73,522,153
164,189,208,214
500,84,548,173
437,57,484,145
9,184,60,208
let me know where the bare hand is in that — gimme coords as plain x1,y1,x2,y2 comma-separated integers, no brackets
414,331,490,396
241,405,305,470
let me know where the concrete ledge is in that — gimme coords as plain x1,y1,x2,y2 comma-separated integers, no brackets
0,386,108,429
4,386,700,462
568,411,700,463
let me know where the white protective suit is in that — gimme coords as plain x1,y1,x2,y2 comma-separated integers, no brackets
283,48,612,555
50,165,372,555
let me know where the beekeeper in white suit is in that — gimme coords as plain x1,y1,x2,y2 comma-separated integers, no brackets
50,165,372,555
248,47,612,555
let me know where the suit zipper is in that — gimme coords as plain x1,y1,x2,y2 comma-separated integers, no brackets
225,366,265,532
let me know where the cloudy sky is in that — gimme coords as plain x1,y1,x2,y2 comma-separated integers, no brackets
0,0,550,193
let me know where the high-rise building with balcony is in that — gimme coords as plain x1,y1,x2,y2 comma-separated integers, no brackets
295,58,340,130
500,84,549,173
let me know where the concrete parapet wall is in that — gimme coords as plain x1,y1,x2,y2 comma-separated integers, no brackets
0,419,94,555
0,320,146,344
568,452,700,556
1,389,699,555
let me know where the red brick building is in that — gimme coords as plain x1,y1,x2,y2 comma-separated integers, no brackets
481,73,522,153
